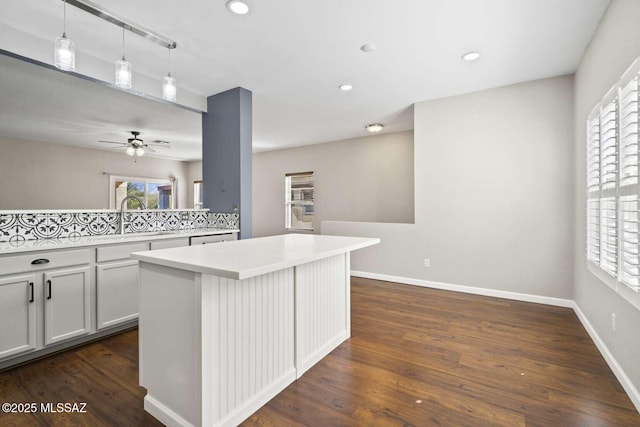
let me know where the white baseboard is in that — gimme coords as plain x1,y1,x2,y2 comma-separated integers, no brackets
572,303,640,412
144,394,194,427
351,270,573,307
350,270,640,413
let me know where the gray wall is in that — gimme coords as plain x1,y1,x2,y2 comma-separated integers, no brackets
252,131,415,237
324,75,575,299
202,87,253,239
573,0,640,399
0,137,189,209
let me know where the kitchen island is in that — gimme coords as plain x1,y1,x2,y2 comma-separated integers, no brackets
131,233,379,427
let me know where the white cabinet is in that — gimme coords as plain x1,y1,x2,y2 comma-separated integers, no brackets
0,274,37,359
96,260,139,330
190,233,236,245
43,266,91,346
95,239,190,330
95,243,148,330
0,248,91,360
0,232,237,367
150,238,190,250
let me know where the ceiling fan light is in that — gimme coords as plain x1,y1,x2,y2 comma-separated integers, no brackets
136,147,145,157
162,73,177,101
54,34,76,71
115,57,132,89
126,146,135,156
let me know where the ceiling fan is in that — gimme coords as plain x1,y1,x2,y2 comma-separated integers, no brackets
99,131,171,157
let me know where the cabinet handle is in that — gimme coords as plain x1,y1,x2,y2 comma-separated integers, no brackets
47,280,52,300
31,258,50,265
29,282,34,303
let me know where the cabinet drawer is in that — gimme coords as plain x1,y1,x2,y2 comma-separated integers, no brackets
190,233,236,245
150,238,190,250
96,242,149,262
0,249,91,276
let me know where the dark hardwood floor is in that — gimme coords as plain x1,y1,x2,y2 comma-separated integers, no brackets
244,278,640,426
1,277,638,426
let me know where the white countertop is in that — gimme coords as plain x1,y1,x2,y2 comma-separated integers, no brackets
0,228,239,254
131,234,380,280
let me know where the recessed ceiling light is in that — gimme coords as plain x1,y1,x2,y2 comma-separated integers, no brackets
339,84,353,91
226,0,249,15
365,123,384,133
461,51,480,61
360,43,376,53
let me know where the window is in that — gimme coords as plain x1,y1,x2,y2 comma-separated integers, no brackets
586,58,640,293
109,175,175,209
194,180,204,209
285,172,314,231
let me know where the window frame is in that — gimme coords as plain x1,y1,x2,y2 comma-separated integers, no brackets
586,57,640,310
194,180,204,209
108,175,176,209
285,171,314,231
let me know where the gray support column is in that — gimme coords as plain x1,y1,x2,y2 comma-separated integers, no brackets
202,87,252,239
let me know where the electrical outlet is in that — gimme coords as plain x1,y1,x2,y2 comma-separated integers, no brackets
423,258,430,268
611,313,616,332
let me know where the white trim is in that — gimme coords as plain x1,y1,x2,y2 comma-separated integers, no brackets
350,271,573,308
572,302,640,412
216,368,297,427
350,270,640,413
144,394,194,427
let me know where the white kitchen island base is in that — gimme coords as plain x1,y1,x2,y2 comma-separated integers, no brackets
132,234,379,427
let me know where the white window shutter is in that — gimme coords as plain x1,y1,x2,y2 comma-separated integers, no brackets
600,197,618,276
600,100,618,190
587,199,600,263
620,196,640,290
587,115,601,191
620,77,639,187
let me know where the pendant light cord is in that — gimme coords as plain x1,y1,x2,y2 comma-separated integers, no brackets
62,0,67,36
168,47,171,76
121,25,126,60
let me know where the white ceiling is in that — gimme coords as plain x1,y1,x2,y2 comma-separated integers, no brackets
0,0,611,160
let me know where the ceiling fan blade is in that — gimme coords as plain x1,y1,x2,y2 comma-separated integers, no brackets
151,140,171,145
144,146,157,153
99,140,127,145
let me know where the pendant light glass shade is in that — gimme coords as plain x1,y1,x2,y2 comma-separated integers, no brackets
115,26,132,89
162,73,177,101
135,147,145,157
54,1,75,71
115,56,132,89
55,34,76,71
126,146,135,156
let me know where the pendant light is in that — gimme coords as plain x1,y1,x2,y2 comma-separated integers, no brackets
54,0,76,71
162,47,177,101
115,26,132,89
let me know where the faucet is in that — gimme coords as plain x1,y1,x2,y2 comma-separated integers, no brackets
120,195,146,234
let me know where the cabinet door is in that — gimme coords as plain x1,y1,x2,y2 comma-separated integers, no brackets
43,266,91,346
0,274,37,359
96,260,139,330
